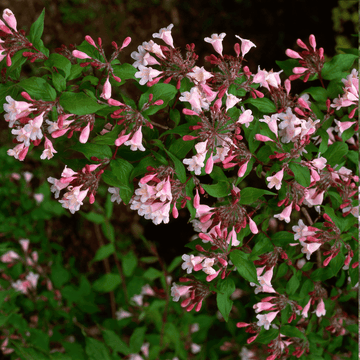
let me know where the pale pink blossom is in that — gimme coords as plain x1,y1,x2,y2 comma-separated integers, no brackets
300,241,321,260
253,301,276,313
227,227,240,246
47,176,68,199
12,279,32,294
256,311,279,330
72,50,91,59
131,294,143,306
41,136,57,160
313,298,326,317
334,120,356,135
142,40,165,59
237,108,254,127
225,91,241,112
311,156,327,170
292,219,315,241
108,187,122,204
187,66,213,84
58,186,89,214
301,298,312,318
115,308,132,320
252,67,283,90
251,267,276,294
26,272,39,288
274,202,293,223
152,24,175,48
34,193,44,204
22,111,45,142
204,33,226,56
135,65,162,85
179,87,203,113
266,169,284,190
124,126,145,151
141,284,155,296
303,189,324,207
171,283,192,302
235,35,256,57
19,239,30,252
1,250,19,263
259,114,279,137
3,95,35,126
190,343,201,354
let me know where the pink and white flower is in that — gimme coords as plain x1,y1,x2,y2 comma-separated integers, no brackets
152,24,175,48
256,311,279,330
135,65,162,86
204,33,226,56
124,126,145,151
266,169,284,190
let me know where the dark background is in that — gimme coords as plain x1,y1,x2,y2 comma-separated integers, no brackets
4,0,359,263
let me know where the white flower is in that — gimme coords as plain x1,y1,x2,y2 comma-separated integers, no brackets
108,187,122,204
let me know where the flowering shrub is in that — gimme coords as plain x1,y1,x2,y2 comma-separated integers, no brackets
0,7,359,359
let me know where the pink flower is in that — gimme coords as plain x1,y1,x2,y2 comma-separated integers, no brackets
256,311,279,330
26,272,39,288
108,187,122,204
115,132,131,147
313,298,326,317
253,67,283,90
47,176,68,199
225,91,241,112
205,154,214,174
237,109,254,127
152,24,175,48
253,301,276,313
300,241,321,260
248,216,259,234
100,76,112,100
260,114,279,137
135,65,162,85
41,136,57,160
235,35,256,57
181,254,203,274
187,66,213,85
301,298,312,318
204,33,226,56
23,111,45,142
59,186,89,214
19,239,30,253
227,227,240,246
334,120,356,135
266,169,284,190
303,189,324,207
255,134,274,142
274,202,293,223
1,250,19,263
3,95,35,125
124,126,145,151
171,283,192,302
115,308,132,320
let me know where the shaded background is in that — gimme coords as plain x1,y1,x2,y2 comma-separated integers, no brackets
3,0,359,265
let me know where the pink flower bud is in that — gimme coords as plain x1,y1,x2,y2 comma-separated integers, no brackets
296,38,309,50
121,37,131,50
108,98,124,106
72,50,91,59
85,35,97,48
183,108,199,116
112,75,121,82
172,205,179,218
183,135,198,141
284,79,291,95
205,154,214,174
285,49,303,59
3,9,17,31
309,34,316,51
79,122,91,143
255,134,274,142
100,76,111,100
293,67,308,74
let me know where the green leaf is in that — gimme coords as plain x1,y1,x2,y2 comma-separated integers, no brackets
112,63,137,83
51,264,71,287
85,337,111,360
165,149,186,183
245,98,276,113
102,329,130,355
280,325,306,340
111,158,134,204
92,244,115,262
321,54,358,80
289,161,310,187
286,271,300,295
322,142,348,167
216,277,235,322
170,108,180,126
44,53,72,79
329,250,345,276
62,342,86,360
28,8,45,46
249,233,274,260
19,77,56,101
122,250,138,277
255,328,278,344
239,187,276,205
202,181,230,198
271,231,294,246
139,83,177,116
71,143,112,160
310,267,334,282
164,323,187,360
302,87,328,103
143,267,162,281
59,92,107,115
230,250,259,284
92,273,121,292
168,138,194,159
80,211,105,224
129,327,146,353
52,72,66,92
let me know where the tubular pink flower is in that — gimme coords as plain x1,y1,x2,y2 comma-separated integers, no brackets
152,24,174,48
314,298,326,317
204,33,226,56
266,168,284,190
302,298,312,318
248,216,258,234
235,35,256,57
41,136,57,160
124,126,145,151
256,311,279,330
72,50,91,59
1,250,19,263
2,9,17,31
238,160,249,177
225,91,241,112
135,65,162,86
79,122,91,143
274,202,293,223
